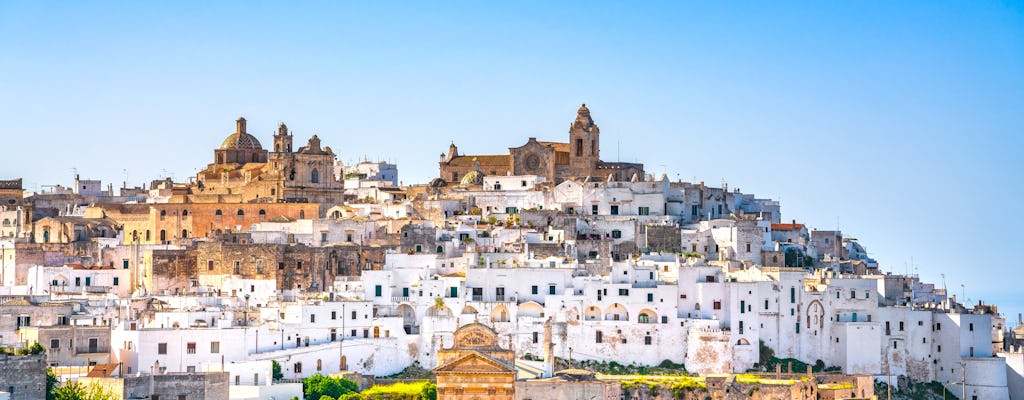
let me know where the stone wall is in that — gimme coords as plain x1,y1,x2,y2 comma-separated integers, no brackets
644,224,681,253
0,353,46,400
399,224,436,254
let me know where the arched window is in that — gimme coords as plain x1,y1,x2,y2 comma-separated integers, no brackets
258,209,266,221
436,245,444,253
181,209,189,217
311,169,320,184
299,210,305,219
215,209,223,221
181,230,188,239
237,209,244,220
2,219,9,227
159,230,166,242
145,230,151,241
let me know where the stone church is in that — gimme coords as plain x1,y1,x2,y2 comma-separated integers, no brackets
433,323,516,400
191,117,343,204
438,104,644,185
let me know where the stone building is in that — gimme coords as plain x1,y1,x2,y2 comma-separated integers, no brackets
193,117,344,204
434,323,516,400
0,179,29,239
89,202,319,245
0,298,75,346
18,325,111,367
31,216,119,244
79,371,229,400
193,240,357,293
0,353,46,400
439,105,644,185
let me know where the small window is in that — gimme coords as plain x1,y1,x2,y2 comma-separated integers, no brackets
186,342,196,354
158,343,167,354
211,342,220,353
531,285,538,295
713,301,722,310
595,330,603,343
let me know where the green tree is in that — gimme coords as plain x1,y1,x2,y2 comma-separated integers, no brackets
318,396,336,400
421,382,437,400
303,373,358,400
272,360,284,381
52,381,116,400
46,368,60,400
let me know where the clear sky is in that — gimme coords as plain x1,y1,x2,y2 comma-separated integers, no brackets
2,2,1022,320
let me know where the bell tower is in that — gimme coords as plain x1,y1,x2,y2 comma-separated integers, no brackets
274,122,293,153
568,103,600,175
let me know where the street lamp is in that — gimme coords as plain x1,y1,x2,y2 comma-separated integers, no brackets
243,294,250,326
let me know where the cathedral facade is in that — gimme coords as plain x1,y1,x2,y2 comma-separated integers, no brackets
192,118,343,204
438,104,644,185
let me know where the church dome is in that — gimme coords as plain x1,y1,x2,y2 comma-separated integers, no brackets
220,117,264,150
220,132,263,150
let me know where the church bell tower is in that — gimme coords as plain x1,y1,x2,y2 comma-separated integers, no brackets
274,122,293,153
568,103,600,175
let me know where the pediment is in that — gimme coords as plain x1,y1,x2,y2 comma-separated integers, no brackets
510,138,554,153
453,323,500,349
434,351,515,373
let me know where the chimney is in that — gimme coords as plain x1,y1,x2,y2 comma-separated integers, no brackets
543,317,554,378
1018,313,1021,326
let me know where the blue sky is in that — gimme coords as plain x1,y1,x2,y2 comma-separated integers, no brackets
2,2,1022,319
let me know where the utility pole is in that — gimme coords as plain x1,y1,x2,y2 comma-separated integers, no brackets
340,303,346,371
887,361,891,400
962,360,967,400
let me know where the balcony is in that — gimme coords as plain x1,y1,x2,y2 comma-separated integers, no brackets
85,286,111,294
391,296,411,303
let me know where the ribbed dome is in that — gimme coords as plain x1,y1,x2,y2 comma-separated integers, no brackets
220,132,263,150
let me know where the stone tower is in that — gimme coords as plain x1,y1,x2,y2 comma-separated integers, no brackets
273,122,292,153
568,104,600,176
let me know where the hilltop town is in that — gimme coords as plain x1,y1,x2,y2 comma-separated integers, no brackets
2,105,1021,400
